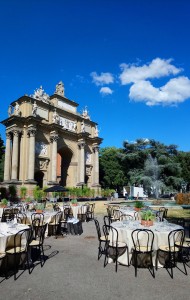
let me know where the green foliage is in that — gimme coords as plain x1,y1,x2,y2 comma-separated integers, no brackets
99,147,127,189
9,185,17,198
134,201,144,208
33,186,43,201
1,198,8,205
141,210,155,221
0,187,7,198
20,186,27,199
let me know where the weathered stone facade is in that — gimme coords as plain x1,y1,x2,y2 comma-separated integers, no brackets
1,82,102,194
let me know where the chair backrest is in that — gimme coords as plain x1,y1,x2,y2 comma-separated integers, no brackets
131,229,154,252
31,220,47,244
112,209,121,219
168,229,185,249
1,208,15,222
94,219,102,240
102,225,119,248
120,214,133,221
31,213,44,225
8,228,31,253
104,215,111,227
159,207,168,218
54,211,62,224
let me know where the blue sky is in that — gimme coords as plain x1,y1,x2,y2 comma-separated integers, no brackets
1,0,190,151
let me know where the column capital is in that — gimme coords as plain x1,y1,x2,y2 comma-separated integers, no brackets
27,126,37,137
78,141,85,149
6,131,12,139
50,133,59,142
92,145,99,153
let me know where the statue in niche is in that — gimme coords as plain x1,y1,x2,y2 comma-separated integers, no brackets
52,109,60,124
14,102,20,116
73,121,77,131
55,81,65,96
32,101,38,116
81,121,85,133
8,105,12,117
82,106,90,120
94,125,99,137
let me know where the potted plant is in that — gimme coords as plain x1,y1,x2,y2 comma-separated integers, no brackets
140,210,155,227
134,201,144,211
35,203,45,213
0,198,8,208
71,199,78,206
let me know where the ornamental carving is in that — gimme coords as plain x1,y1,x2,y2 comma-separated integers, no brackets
86,166,92,176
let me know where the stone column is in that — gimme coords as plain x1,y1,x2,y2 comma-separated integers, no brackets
27,126,36,181
78,141,85,184
92,145,100,185
4,132,12,181
50,132,59,183
11,129,20,180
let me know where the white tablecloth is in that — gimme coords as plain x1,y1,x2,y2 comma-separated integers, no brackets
0,223,29,253
70,205,88,219
111,220,183,267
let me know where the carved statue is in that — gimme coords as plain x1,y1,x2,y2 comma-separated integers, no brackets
82,106,90,120
55,81,65,96
8,105,12,117
14,102,20,116
32,101,38,116
32,86,50,103
52,109,60,124
94,125,99,137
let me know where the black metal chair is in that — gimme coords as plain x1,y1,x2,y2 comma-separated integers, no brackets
94,219,107,260
156,229,185,278
6,228,31,280
1,208,15,222
103,224,128,272
28,221,47,273
48,211,62,237
131,229,155,278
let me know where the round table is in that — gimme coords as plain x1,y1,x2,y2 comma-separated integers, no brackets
111,220,183,267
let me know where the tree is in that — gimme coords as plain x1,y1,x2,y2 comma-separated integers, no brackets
99,147,127,190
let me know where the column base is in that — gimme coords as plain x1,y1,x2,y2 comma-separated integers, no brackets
91,184,101,187
76,182,85,187
47,181,59,185
24,180,37,184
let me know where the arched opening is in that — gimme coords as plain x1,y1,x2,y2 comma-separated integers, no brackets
57,147,73,186
34,171,44,188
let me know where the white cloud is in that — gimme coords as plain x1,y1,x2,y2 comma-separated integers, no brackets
119,58,182,85
100,87,113,95
129,76,190,106
90,71,114,86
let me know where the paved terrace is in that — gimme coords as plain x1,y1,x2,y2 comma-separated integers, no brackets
0,215,189,300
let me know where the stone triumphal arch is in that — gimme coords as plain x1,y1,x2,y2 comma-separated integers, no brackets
1,82,102,194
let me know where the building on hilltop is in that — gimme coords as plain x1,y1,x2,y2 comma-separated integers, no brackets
1,82,102,194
